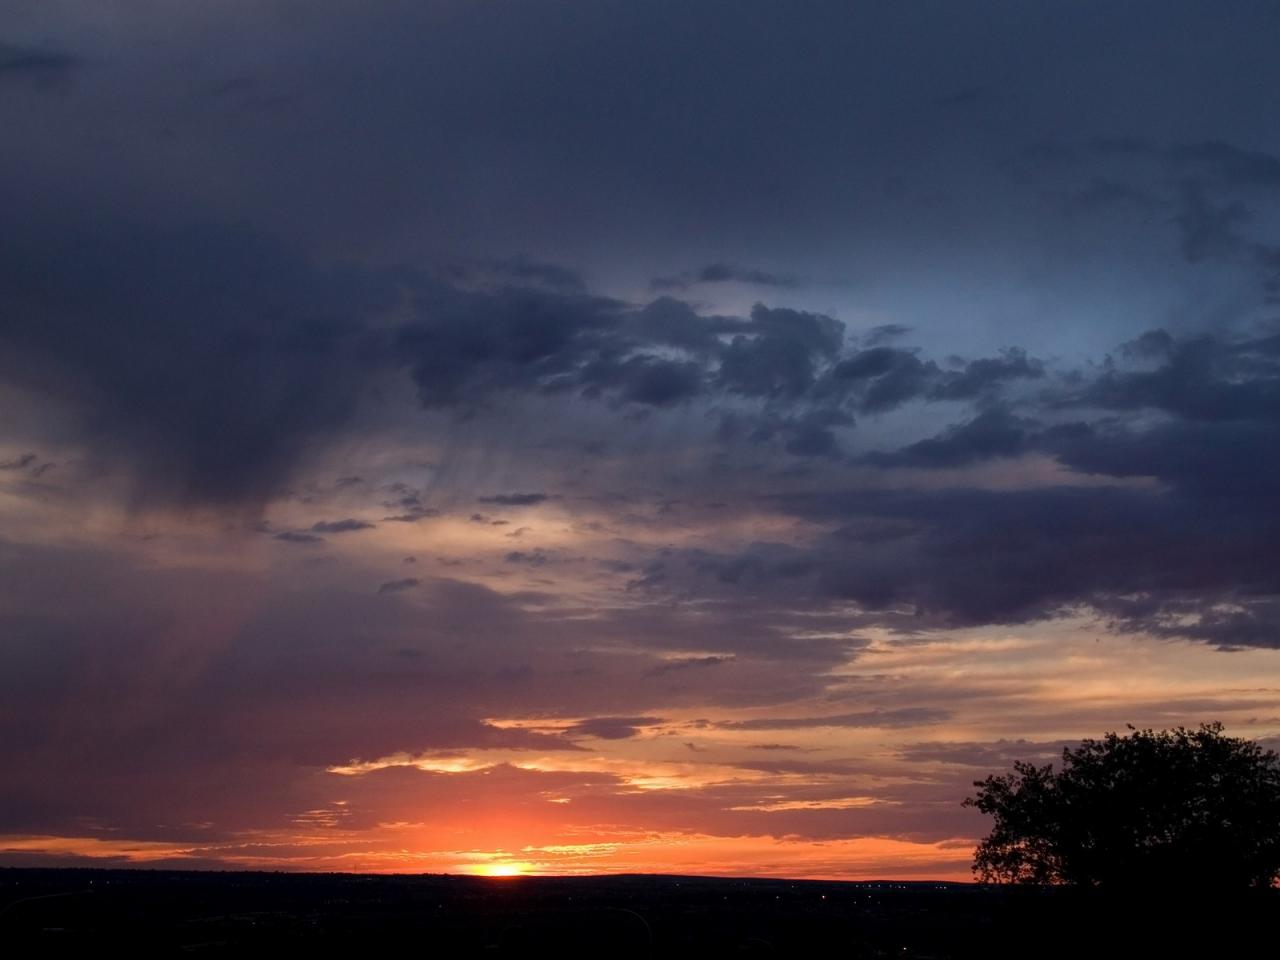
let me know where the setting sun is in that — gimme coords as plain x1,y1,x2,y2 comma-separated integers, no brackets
474,863,530,878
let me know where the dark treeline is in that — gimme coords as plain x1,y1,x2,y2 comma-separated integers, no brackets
2,869,1275,957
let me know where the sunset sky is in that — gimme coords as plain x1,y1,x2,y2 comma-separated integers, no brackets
3,1,1280,880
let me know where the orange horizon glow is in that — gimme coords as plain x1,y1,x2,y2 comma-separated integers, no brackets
471,862,532,877
0,830,978,882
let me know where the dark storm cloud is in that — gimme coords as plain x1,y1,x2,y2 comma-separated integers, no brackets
824,348,940,414
1049,419,1280,498
860,407,1032,468
719,407,855,460
0,216,395,506
1099,594,1280,650
625,318,1280,643
814,328,1280,641
932,349,1045,401
0,214,866,510
629,298,733,354
715,306,844,399
580,354,705,407
396,293,856,416
865,327,1280,481
1080,330,1280,423
0,208,890,504
11,3,1267,510
394,284,630,410
822,347,1045,413
7,192,1278,650
687,472,1280,645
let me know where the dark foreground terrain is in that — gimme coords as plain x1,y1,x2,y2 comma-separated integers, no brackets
2,868,1274,957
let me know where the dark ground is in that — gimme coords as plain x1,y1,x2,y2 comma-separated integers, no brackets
1,868,1274,956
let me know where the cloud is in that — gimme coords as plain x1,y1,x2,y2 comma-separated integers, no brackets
311,518,376,534
274,531,324,544
478,493,549,506
381,489,440,523
716,305,843,399
474,257,585,291
862,324,912,346
397,291,851,415
824,347,939,413
0,216,395,507
897,740,1066,767
0,42,78,83
690,478,1280,644
504,549,554,566
581,354,704,407
651,263,799,291
1170,141,1280,189
930,348,1045,401
1,186,1102,517
565,716,664,740
383,511,438,522
1067,177,1157,213
861,407,1032,469
643,324,1270,645
377,578,420,595
821,347,1044,413
1079,330,1280,424
0,453,36,471
647,655,732,676
715,708,950,731
1173,181,1252,263
1050,137,1280,298
395,284,629,410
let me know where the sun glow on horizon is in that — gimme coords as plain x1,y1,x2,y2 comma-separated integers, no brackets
470,861,534,878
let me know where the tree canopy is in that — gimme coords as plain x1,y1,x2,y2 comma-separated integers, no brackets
963,723,1280,888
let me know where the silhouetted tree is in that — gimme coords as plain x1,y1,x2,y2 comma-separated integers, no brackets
963,723,1280,888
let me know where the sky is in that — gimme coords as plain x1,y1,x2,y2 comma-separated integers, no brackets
2,1,1280,879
